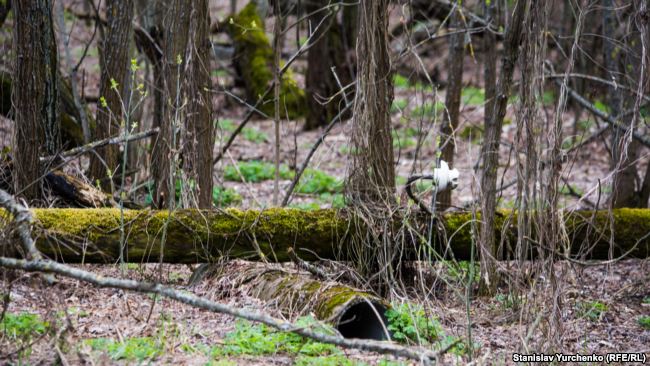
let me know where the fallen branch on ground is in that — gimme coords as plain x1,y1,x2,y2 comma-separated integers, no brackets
0,257,442,364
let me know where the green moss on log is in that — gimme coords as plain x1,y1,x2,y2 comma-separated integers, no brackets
30,208,347,263
226,2,307,119
3,208,648,263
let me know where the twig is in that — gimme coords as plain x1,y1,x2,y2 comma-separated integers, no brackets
0,257,444,364
287,247,330,280
0,190,44,261
41,128,159,161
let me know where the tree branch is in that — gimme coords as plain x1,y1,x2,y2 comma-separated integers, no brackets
0,256,442,364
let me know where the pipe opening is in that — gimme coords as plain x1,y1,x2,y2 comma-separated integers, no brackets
336,301,389,340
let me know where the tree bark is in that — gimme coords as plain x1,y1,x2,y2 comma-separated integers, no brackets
151,0,190,208
14,208,650,263
438,6,465,209
478,0,529,295
90,0,134,190
304,0,355,130
345,0,394,206
12,0,60,200
181,0,213,208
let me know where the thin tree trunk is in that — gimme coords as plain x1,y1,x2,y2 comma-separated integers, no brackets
152,0,190,208
12,0,60,200
478,0,529,295
89,0,133,191
438,5,465,209
182,0,213,208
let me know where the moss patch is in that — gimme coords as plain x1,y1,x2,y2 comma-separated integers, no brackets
226,3,307,119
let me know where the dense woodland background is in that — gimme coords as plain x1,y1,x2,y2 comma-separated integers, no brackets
0,0,649,365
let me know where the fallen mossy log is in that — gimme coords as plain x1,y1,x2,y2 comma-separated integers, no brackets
196,262,389,340
13,208,650,263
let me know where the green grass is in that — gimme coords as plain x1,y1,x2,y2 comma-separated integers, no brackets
295,169,343,195
638,316,650,330
216,119,268,143
223,160,293,182
212,186,242,207
391,99,408,114
411,102,445,118
211,317,341,358
392,128,419,149
86,336,164,362
1,312,50,357
576,300,608,322
393,74,412,89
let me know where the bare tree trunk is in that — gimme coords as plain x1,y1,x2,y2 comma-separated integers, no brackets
604,0,640,208
438,6,465,209
478,0,529,295
182,0,214,208
304,0,355,130
89,0,133,191
12,0,60,200
344,0,394,292
152,0,189,208
345,0,394,206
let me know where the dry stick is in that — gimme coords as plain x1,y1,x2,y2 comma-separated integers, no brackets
0,190,43,261
281,103,353,206
41,128,159,161
273,0,283,206
0,257,445,364
213,9,333,165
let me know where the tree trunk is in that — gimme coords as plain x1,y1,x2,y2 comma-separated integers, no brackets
345,0,394,206
19,208,650,263
603,0,639,208
90,0,134,190
151,0,190,208
12,0,60,200
438,6,465,209
181,0,213,209
478,0,529,295
304,0,355,130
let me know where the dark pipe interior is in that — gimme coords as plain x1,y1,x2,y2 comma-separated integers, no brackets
336,301,389,340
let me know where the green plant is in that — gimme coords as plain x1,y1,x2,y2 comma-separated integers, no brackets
295,355,360,366
447,261,480,283
638,316,650,330
391,99,408,114
643,296,650,304
576,300,608,322
223,161,293,182
392,129,417,149
212,317,339,357
216,119,268,143
385,303,442,345
594,100,610,114
1,312,50,357
295,169,342,194
393,74,411,89
461,87,485,106
411,102,445,117
86,336,163,362
212,186,242,207
541,90,555,106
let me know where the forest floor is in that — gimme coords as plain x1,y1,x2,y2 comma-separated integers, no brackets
1,0,650,365
1,259,649,365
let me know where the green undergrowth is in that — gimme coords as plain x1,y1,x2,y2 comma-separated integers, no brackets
461,87,485,106
575,300,608,322
1,312,50,358
295,169,343,194
86,336,164,362
385,303,469,356
393,74,433,92
217,119,268,143
224,160,293,182
638,316,650,330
